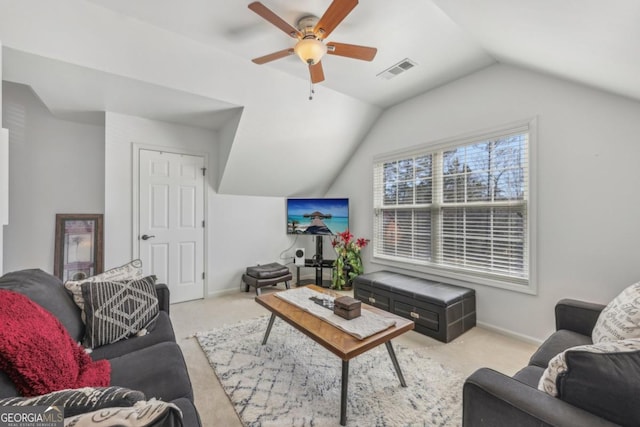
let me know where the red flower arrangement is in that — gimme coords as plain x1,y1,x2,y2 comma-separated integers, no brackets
331,230,369,290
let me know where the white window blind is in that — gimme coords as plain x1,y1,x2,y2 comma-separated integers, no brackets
373,125,530,285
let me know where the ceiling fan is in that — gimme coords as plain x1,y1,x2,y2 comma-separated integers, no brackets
248,0,377,84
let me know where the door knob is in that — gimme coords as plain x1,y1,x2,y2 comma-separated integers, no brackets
141,234,156,240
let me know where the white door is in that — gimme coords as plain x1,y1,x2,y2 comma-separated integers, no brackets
139,149,205,303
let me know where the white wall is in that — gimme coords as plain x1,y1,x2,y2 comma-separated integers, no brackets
210,193,301,291
327,64,640,342
1,81,104,273
104,112,296,296
0,0,382,199
0,128,8,274
104,112,213,268
0,40,4,274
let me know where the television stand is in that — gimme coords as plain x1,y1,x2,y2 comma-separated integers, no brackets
295,258,335,288
295,235,334,288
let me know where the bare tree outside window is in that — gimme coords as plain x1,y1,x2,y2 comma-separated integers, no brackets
373,127,530,285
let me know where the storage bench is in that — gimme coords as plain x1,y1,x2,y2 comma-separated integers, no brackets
353,271,476,342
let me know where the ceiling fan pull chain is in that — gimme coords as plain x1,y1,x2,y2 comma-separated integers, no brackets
309,81,315,101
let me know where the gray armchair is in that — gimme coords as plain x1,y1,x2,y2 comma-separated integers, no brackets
463,299,640,427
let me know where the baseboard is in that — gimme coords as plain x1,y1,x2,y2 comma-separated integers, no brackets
477,321,544,346
207,287,243,298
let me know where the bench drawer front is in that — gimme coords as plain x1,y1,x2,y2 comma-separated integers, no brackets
354,271,476,342
354,286,390,311
394,301,439,331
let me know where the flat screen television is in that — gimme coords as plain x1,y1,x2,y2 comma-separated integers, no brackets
286,198,349,235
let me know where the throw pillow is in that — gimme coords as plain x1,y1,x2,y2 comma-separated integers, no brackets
63,398,183,427
0,290,110,396
0,386,145,417
592,282,640,343
65,259,144,322
82,276,159,348
538,338,640,397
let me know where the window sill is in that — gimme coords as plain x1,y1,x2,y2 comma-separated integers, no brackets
370,257,537,295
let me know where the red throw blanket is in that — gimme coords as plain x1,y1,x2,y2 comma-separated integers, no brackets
0,289,110,396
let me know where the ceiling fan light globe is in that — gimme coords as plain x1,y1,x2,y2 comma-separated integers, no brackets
294,38,327,65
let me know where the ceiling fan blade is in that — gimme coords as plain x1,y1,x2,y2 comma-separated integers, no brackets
252,48,294,64
314,0,358,40
309,62,325,83
326,42,377,61
248,2,301,38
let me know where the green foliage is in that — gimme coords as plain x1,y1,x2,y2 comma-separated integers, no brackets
331,230,369,290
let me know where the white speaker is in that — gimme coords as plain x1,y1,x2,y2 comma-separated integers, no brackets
294,248,305,266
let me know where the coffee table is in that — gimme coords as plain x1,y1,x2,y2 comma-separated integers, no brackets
255,285,415,426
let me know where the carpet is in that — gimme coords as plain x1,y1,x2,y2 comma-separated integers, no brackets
195,316,464,427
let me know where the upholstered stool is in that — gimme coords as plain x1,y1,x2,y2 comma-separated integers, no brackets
242,262,292,296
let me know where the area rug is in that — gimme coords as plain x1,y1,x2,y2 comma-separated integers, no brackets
195,316,464,427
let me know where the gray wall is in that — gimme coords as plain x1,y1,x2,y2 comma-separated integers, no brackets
1,81,104,273
327,64,640,342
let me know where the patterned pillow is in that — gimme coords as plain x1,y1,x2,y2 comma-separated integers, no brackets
82,276,159,348
538,338,640,396
592,282,640,343
63,398,183,427
65,259,144,322
0,386,145,417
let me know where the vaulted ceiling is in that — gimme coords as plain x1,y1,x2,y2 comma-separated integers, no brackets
1,0,639,196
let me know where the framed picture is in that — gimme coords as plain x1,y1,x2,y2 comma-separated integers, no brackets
54,214,104,281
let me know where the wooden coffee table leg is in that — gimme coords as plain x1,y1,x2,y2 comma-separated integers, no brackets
385,341,407,387
340,360,349,426
261,313,276,345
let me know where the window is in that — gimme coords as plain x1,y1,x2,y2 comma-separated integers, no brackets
373,121,533,288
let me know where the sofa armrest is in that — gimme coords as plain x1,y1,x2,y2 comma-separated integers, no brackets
155,283,170,314
463,368,619,427
555,299,606,336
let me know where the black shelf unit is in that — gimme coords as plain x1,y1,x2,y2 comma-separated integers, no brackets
295,235,334,288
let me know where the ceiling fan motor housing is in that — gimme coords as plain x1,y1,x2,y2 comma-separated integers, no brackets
297,15,320,37
294,15,326,65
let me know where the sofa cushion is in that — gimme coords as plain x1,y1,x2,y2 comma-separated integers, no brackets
109,342,194,403
538,339,640,426
0,386,145,417
0,372,17,398
89,311,175,360
528,329,592,368
65,259,144,322
82,276,159,348
0,269,84,342
512,365,545,388
592,281,640,343
171,397,202,427
0,289,110,396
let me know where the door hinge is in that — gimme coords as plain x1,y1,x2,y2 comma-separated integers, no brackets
201,167,206,176
202,272,205,280
202,220,205,228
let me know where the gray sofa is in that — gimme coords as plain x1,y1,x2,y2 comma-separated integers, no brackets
463,298,640,426
0,269,201,426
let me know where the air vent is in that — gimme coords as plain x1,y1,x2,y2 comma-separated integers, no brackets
377,58,418,80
